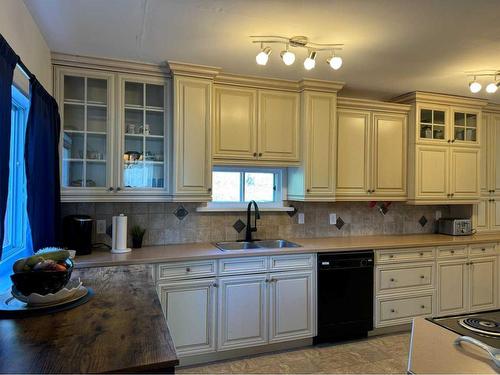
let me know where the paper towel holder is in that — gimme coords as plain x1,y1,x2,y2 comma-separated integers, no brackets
111,214,132,254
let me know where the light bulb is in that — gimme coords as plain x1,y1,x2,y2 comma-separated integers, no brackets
328,56,343,70
304,51,317,70
469,80,482,93
280,50,295,66
486,82,498,94
256,47,271,66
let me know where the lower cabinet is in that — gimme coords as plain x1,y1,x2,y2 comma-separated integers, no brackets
156,278,217,356
155,254,316,359
469,256,497,312
217,274,268,350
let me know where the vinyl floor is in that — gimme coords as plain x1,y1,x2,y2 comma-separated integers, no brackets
178,332,410,374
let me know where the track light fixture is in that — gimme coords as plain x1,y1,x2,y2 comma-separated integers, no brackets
251,35,344,71
466,71,500,94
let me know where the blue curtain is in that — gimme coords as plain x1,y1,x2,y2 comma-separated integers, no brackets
0,35,19,259
25,79,62,251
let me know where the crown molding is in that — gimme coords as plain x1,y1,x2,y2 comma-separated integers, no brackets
298,79,345,93
338,97,411,113
51,52,169,77
484,102,500,113
215,72,299,92
167,61,221,80
392,91,489,108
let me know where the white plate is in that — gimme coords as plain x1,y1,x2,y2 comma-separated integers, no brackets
11,278,83,306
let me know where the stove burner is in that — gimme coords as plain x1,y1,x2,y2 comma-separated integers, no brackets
459,318,500,337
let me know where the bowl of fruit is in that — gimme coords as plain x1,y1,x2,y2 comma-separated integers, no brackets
10,250,74,296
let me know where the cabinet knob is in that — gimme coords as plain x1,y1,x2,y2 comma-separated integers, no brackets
447,139,451,143
212,283,218,288
116,187,122,192
421,305,425,309
482,248,486,252
451,250,455,254
390,309,395,313
420,275,425,279
419,252,424,256
253,152,257,157
389,255,394,258
452,139,456,143
306,189,311,193
186,267,191,272
108,187,114,192
258,152,262,157
207,187,212,192
451,193,454,197
390,278,396,282
265,279,270,283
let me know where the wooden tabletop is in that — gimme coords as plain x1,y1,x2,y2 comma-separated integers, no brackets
0,265,179,374
409,318,498,374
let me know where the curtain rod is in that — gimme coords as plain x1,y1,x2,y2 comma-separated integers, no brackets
16,59,35,80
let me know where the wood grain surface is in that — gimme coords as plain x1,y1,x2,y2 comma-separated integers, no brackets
0,265,178,373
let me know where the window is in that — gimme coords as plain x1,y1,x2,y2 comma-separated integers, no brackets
0,85,31,289
210,166,284,208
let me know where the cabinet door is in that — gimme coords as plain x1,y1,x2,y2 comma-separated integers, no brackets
490,114,500,194
213,86,257,161
451,109,479,146
173,76,212,200
269,271,314,343
472,198,490,232
57,68,115,196
218,274,268,351
480,113,489,194
469,257,497,312
257,90,299,162
119,76,169,194
490,198,500,230
371,112,407,197
437,260,468,315
157,278,217,356
449,147,480,200
416,104,449,144
415,145,449,200
304,92,336,196
336,109,371,197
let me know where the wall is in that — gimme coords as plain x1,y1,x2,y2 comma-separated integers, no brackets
61,202,450,248
0,0,52,93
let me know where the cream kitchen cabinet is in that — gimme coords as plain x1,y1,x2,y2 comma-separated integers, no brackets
436,259,468,315
469,255,497,312
171,75,213,201
212,85,300,166
287,87,341,201
335,99,409,201
217,274,269,351
394,92,486,204
157,278,217,356
473,197,500,232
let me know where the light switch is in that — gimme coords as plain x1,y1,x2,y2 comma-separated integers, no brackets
435,210,442,220
329,213,337,225
96,219,107,234
298,213,305,224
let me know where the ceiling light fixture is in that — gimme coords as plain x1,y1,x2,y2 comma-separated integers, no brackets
466,70,500,94
469,78,482,94
250,35,344,71
280,44,295,66
486,76,499,94
256,45,271,66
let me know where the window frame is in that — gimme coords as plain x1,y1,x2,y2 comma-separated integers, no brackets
209,166,286,209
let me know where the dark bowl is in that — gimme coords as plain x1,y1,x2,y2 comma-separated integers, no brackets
10,258,74,296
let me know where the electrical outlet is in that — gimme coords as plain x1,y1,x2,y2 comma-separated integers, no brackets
435,210,442,220
298,213,305,224
96,219,106,234
329,213,337,225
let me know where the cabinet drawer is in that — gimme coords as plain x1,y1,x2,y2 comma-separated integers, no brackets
377,293,433,327
377,263,434,294
468,243,497,257
377,248,435,264
269,254,314,271
437,246,467,259
218,257,268,275
155,260,217,281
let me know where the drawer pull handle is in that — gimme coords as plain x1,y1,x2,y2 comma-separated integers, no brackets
419,252,424,256
390,309,396,313
186,267,191,272
389,255,394,258
265,279,270,283
451,250,455,254
420,275,425,279
390,278,395,282
482,248,486,252
421,305,425,309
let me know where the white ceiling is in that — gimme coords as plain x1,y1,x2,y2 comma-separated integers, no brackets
24,0,500,102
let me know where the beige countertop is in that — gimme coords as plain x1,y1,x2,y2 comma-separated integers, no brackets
75,233,500,268
409,317,498,374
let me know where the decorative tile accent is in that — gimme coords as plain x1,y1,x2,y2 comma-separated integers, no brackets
287,205,298,217
419,216,428,227
335,217,345,230
173,205,189,220
233,219,246,233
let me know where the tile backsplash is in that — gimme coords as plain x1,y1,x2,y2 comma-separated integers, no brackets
61,201,451,247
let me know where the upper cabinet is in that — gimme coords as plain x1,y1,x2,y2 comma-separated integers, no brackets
213,84,299,166
394,92,487,204
334,99,409,201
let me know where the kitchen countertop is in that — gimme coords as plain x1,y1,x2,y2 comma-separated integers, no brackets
0,265,179,373
75,233,500,268
408,317,498,374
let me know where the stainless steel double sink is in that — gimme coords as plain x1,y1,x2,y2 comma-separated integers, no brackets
215,239,301,251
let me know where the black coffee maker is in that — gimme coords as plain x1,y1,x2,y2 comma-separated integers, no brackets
63,215,94,255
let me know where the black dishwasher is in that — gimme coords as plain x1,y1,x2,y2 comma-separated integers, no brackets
315,251,374,344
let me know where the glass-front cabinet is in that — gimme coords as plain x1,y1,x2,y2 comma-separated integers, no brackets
417,104,448,143
120,78,167,191
452,109,478,145
55,66,170,201
58,69,114,195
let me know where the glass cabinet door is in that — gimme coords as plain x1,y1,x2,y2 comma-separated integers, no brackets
61,74,110,189
419,108,446,141
122,80,166,190
453,111,477,144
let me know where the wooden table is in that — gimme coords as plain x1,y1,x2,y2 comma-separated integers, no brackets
0,265,179,373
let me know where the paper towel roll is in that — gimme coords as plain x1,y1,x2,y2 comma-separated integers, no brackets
111,214,131,254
